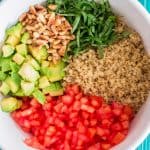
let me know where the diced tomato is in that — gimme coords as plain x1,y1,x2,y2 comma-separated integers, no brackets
45,126,56,136
75,92,83,101
120,114,129,121
71,84,80,94
62,95,74,105
88,128,96,138
111,123,122,131
80,97,89,104
72,100,81,111
123,105,133,118
88,143,101,150
121,121,129,129
90,119,97,126
97,127,105,137
101,143,111,150
111,132,126,145
101,119,112,128
81,104,95,113
11,84,133,150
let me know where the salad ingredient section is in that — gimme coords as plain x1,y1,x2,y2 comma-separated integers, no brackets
0,22,66,105
12,84,134,150
19,5,75,63
47,0,126,57
0,0,149,149
64,32,150,112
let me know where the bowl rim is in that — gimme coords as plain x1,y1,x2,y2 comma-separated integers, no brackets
0,0,150,150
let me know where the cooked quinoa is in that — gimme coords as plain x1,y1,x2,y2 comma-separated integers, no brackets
63,32,150,112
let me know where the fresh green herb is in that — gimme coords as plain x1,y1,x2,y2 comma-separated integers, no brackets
47,0,125,57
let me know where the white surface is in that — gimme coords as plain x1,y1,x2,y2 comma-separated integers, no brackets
0,0,150,150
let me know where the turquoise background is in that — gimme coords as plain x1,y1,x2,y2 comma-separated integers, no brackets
137,1,150,150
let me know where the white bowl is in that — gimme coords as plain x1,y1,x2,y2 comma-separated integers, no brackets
0,0,150,150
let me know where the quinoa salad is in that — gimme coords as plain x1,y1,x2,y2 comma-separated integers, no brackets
0,0,150,150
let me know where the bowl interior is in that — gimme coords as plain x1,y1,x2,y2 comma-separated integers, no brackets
0,0,150,150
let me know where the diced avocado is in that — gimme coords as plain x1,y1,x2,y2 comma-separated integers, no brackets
0,57,11,72
10,62,20,72
43,82,64,96
2,45,14,57
16,44,28,56
19,63,40,82
0,82,10,95
6,23,23,38
11,72,21,85
29,46,48,62
0,97,22,112
41,61,49,67
33,89,45,104
13,53,25,65
6,35,20,47
0,71,7,81
48,60,66,82
5,75,20,93
39,76,50,89
21,32,30,44
21,80,34,96
13,89,24,97
26,56,40,70
40,66,51,76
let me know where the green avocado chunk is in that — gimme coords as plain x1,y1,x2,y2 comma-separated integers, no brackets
21,32,30,44
12,53,25,65
21,80,34,96
0,82,10,95
0,97,22,112
33,89,45,104
2,45,14,57
19,63,40,82
48,60,66,82
26,56,40,70
16,44,28,56
39,76,50,89
43,82,64,96
5,75,20,94
28,45,48,62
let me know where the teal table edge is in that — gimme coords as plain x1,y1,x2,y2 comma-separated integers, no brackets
137,1,150,150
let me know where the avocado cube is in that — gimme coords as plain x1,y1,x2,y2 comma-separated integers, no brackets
11,72,21,85
43,82,64,96
40,66,51,76
29,46,48,62
13,53,25,65
5,77,19,93
39,76,50,89
33,89,45,104
19,63,40,82
21,80,34,96
0,97,22,112
0,57,11,72
2,45,14,57
21,32,30,44
6,35,20,47
26,56,40,70
0,82,10,95
0,71,7,81
41,61,49,67
10,62,20,72
13,89,24,97
6,23,23,38
48,60,66,82
16,44,28,56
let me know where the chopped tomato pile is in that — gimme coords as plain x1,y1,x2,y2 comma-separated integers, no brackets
11,85,134,150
